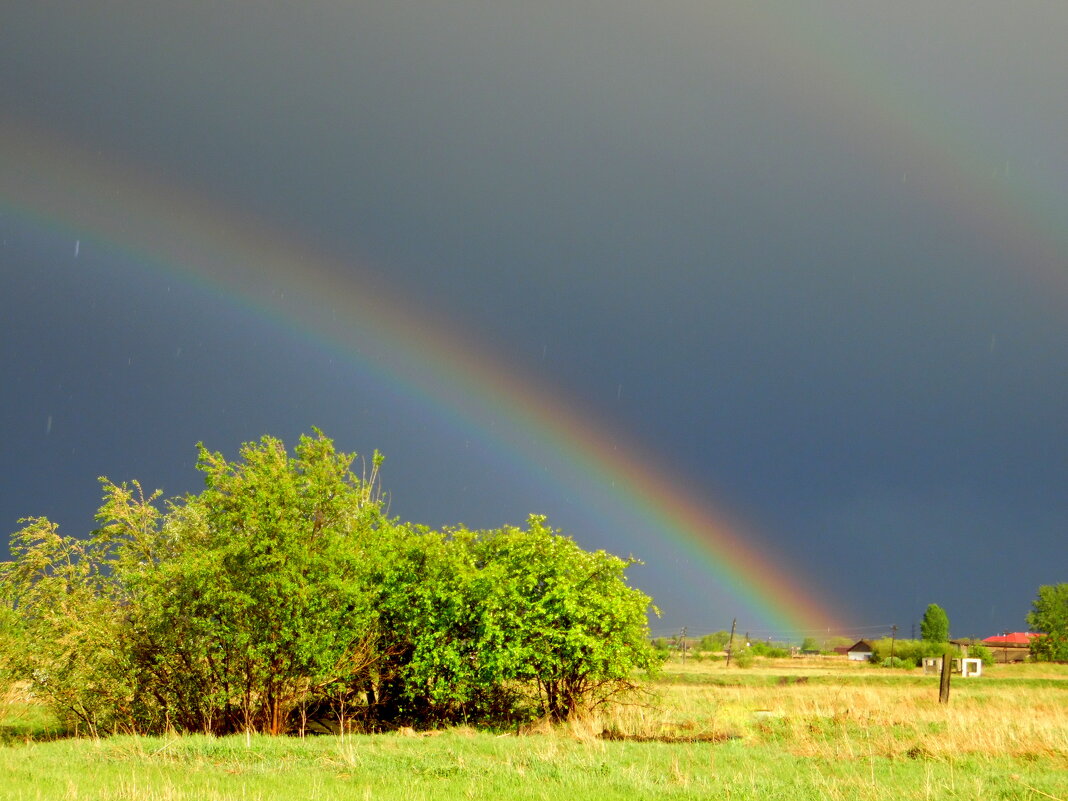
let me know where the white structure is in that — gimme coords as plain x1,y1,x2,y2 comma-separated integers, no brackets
923,656,982,677
846,640,874,662
961,658,982,678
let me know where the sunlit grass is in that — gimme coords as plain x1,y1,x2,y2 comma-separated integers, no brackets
0,658,1064,800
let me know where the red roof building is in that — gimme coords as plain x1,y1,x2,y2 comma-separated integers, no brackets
982,632,1041,663
982,632,1039,646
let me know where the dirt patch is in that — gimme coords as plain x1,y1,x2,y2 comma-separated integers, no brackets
599,728,739,744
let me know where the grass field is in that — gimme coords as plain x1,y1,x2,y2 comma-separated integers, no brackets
1,657,1065,800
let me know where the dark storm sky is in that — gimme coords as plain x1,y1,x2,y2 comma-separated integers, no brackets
2,2,1066,639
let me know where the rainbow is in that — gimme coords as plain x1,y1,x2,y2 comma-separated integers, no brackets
1,117,843,636
8,3,1066,635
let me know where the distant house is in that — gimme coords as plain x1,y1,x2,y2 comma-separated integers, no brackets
949,638,973,657
982,632,1039,663
844,639,874,662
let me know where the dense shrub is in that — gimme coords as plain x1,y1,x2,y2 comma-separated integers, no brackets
869,639,953,666
748,641,791,658
732,649,756,668
969,643,995,667
371,517,661,723
697,631,731,653
879,657,913,669
0,432,660,735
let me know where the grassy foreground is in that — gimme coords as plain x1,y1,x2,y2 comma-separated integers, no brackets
1,658,1065,801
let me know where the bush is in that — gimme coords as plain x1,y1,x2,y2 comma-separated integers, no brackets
697,631,731,653
732,650,756,668
869,638,956,667
374,516,662,723
0,432,661,734
749,641,791,658
969,643,995,667
879,657,913,669
2,434,385,736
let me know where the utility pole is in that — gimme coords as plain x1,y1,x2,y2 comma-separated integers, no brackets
890,625,898,664
679,626,688,664
725,618,737,667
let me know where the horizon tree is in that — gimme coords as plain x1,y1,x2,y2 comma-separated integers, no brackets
1027,583,1068,662
920,603,950,643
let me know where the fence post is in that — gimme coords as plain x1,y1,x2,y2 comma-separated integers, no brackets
938,648,952,704
725,618,737,667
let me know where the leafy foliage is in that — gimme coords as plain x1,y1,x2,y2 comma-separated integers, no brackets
920,604,950,643
879,657,912,669
732,649,756,668
969,643,995,667
746,641,791,658
1,433,385,735
0,432,659,734
697,631,732,652
1027,583,1068,662
371,516,661,723
869,638,952,666
0,516,131,735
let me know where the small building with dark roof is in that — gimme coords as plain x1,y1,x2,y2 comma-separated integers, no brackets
845,639,874,662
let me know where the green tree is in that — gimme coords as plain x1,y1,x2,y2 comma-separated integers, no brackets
372,516,661,723
0,516,134,735
2,431,663,733
920,604,950,643
1027,584,1068,662
698,631,731,653
474,516,661,720
1,431,386,735
141,431,385,734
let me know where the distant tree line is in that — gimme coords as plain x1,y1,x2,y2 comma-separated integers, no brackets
0,431,660,736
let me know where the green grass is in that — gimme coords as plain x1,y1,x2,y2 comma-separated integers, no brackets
0,729,1063,801
0,700,68,743
0,659,1065,800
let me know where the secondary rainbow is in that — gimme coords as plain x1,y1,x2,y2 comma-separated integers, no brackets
762,3,1068,302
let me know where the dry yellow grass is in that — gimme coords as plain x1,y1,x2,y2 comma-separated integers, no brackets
587,657,1068,765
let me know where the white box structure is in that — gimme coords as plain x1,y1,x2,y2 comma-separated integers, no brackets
961,658,982,678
